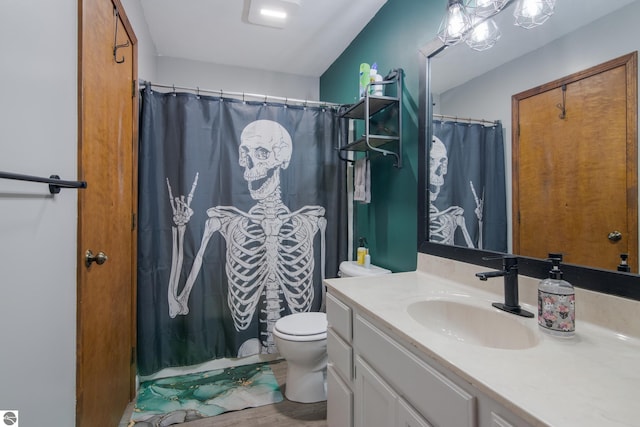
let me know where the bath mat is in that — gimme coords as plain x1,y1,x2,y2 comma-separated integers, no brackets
129,362,283,426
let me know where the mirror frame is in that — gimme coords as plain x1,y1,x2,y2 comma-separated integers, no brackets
418,45,640,301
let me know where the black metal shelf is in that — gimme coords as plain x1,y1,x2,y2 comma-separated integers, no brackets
338,68,403,168
340,135,400,152
341,96,398,119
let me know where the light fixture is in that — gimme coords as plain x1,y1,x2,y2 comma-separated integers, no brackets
247,0,300,29
465,17,501,51
436,0,557,51
513,0,556,29
260,8,287,20
437,0,472,46
467,0,509,19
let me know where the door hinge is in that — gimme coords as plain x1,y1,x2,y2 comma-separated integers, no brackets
132,212,137,230
132,79,137,98
131,347,136,365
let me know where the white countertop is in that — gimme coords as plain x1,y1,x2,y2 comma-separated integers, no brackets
325,269,640,427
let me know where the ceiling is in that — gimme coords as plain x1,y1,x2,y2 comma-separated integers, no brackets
139,0,388,78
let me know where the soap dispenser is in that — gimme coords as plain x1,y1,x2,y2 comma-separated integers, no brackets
617,253,631,272
537,254,575,338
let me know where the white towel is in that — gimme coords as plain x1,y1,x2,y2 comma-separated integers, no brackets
353,158,370,203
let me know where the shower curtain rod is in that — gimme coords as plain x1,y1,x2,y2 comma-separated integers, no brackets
139,80,342,108
433,113,500,126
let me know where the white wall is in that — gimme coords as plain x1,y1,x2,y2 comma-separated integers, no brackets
435,1,640,251
122,0,320,104
122,0,158,81
155,56,320,101
0,1,78,425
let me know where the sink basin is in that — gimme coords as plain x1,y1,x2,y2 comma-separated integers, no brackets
407,299,539,350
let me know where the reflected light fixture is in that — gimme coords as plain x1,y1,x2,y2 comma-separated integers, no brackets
465,17,501,51
436,0,557,51
467,0,509,18
437,0,472,46
513,0,556,29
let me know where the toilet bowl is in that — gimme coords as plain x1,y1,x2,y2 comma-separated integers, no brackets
274,261,391,403
273,312,328,403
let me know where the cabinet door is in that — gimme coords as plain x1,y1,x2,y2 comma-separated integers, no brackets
355,356,397,427
328,364,353,427
398,398,433,427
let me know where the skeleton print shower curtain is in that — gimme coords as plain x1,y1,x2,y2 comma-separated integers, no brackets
430,120,507,252
137,87,348,376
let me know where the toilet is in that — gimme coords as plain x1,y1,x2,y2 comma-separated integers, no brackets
273,312,328,403
338,260,391,277
273,260,391,403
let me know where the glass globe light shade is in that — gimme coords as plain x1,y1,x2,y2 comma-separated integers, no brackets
438,0,472,46
514,0,556,29
465,17,502,51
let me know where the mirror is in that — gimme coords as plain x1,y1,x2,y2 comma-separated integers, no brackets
418,0,640,300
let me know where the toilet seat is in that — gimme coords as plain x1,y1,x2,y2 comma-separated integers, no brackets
274,312,327,342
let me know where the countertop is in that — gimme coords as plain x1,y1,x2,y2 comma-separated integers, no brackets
324,268,640,427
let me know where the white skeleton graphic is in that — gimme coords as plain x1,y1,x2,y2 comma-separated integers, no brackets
166,120,327,355
429,136,483,248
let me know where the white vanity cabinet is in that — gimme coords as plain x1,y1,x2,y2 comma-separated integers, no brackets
326,293,355,427
326,290,532,427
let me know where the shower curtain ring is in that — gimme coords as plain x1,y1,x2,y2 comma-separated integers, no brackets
196,87,200,99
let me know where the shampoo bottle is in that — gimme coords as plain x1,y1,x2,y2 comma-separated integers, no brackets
357,237,368,266
359,63,370,99
538,254,575,338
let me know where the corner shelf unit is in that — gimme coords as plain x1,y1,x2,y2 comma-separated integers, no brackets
339,68,403,168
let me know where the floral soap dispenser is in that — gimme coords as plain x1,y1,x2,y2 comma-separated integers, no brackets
538,254,575,338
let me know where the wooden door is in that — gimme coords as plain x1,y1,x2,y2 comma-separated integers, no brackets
513,53,637,272
77,0,138,425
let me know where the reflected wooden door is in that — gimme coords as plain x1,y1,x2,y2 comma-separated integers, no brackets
77,0,138,425
513,53,637,272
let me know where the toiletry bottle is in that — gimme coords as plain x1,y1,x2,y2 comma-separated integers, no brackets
369,63,383,96
373,73,384,96
359,63,370,99
618,253,631,272
537,254,575,338
364,253,371,268
357,237,368,266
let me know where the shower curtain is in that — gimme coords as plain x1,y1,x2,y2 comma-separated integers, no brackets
137,87,348,376
430,120,506,251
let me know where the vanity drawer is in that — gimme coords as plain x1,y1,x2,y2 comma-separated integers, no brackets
327,292,352,343
354,315,476,427
328,327,353,382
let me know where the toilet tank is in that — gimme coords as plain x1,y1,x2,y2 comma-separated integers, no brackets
339,260,391,277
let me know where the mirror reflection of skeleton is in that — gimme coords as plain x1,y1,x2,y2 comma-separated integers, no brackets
166,120,327,356
429,135,484,248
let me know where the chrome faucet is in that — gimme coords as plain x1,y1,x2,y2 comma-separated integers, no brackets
475,256,534,318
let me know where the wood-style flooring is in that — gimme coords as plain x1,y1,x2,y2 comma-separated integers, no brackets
120,359,327,427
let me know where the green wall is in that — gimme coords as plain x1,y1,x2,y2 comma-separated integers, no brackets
320,0,444,272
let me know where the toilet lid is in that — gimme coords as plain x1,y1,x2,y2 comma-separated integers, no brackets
275,312,327,336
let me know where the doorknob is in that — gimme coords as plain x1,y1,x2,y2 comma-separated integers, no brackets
608,231,623,242
85,250,108,267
